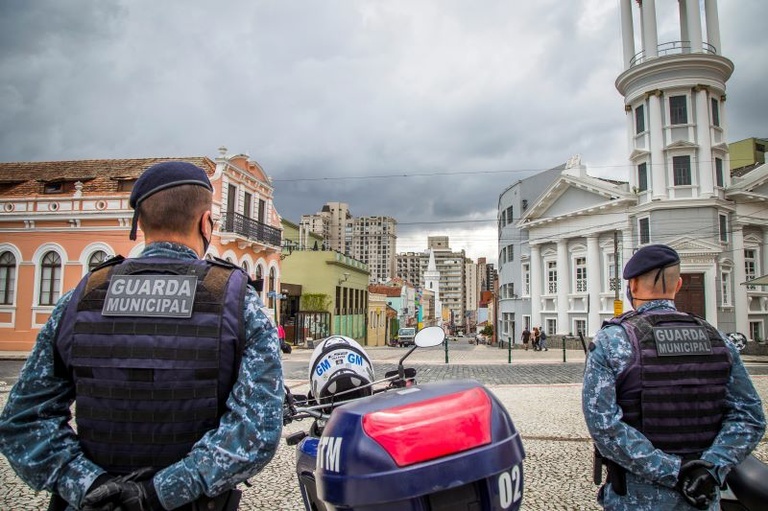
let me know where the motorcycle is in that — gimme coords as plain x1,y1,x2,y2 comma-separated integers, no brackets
283,326,526,511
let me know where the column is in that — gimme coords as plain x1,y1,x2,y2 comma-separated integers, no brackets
641,0,659,59
587,235,601,336
679,0,689,54
620,0,635,68
705,0,722,55
648,92,666,200
530,244,542,329
557,239,569,334
732,226,749,334
695,88,714,197
685,0,703,53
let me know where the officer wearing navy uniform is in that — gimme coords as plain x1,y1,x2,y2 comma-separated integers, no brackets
582,244,765,510
0,161,284,510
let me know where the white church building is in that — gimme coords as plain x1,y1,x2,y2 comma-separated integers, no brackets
497,0,768,344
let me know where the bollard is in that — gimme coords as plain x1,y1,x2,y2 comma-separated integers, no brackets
508,337,512,364
562,336,567,363
444,337,449,364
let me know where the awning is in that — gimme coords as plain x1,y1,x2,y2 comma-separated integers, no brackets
742,274,768,286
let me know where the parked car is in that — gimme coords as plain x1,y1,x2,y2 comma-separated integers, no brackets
397,327,417,347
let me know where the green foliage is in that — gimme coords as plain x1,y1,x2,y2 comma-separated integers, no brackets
301,293,331,311
481,324,494,337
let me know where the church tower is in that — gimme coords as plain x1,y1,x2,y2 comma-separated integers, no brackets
616,0,742,329
423,249,442,326
616,0,732,203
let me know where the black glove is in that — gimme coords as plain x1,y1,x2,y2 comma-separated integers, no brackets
677,459,717,510
81,468,162,511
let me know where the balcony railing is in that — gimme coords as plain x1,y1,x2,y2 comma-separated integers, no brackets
630,40,717,67
220,212,281,247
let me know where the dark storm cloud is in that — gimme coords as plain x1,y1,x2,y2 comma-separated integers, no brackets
1,0,766,261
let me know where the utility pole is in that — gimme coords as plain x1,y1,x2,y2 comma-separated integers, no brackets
613,231,622,316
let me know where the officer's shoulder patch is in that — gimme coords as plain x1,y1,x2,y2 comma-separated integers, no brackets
588,341,597,352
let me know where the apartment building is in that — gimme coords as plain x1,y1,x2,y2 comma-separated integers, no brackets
351,215,397,283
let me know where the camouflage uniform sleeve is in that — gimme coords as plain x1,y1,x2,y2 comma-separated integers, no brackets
581,325,680,488
153,286,285,510
701,340,766,485
0,290,106,507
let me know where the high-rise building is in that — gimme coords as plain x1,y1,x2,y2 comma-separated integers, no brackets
395,251,423,287
300,202,352,252
352,215,397,283
425,236,466,331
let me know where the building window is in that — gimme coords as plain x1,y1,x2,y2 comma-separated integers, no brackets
39,251,62,306
711,97,720,127
635,104,645,134
721,270,732,307
547,261,557,294
639,217,651,245
749,321,762,342
637,162,648,192
0,251,16,305
117,179,137,192
43,182,65,194
545,319,557,337
573,319,587,336
673,156,692,186
574,257,587,293
715,158,724,187
669,95,688,125
745,249,758,289
719,214,728,243
87,250,109,271
522,263,530,296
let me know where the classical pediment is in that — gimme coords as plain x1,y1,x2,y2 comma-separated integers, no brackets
520,173,633,226
668,236,722,255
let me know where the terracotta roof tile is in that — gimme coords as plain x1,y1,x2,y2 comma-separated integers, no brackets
0,156,214,198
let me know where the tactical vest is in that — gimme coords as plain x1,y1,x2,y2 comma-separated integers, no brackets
607,310,732,456
56,257,249,475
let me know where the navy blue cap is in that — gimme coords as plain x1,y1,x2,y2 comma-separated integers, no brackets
129,161,213,240
623,244,680,280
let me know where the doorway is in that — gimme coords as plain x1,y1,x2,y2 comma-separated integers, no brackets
676,273,705,318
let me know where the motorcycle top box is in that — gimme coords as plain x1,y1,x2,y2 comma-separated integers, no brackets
315,379,525,511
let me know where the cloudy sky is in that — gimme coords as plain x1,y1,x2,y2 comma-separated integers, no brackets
1,1,765,264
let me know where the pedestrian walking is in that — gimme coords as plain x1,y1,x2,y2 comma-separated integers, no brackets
532,326,541,351
0,161,284,511
521,327,531,351
538,327,548,351
582,244,765,510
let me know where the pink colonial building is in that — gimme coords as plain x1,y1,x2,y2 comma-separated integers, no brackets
0,147,283,351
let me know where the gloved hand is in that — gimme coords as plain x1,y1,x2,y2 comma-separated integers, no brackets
81,468,162,511
676,459,717,510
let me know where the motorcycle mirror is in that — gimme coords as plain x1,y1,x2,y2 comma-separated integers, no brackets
414,326,446,348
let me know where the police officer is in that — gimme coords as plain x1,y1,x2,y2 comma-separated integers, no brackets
0,161,284,510
582,244,765,510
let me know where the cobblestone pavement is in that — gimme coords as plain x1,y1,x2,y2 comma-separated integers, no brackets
1,344,767,510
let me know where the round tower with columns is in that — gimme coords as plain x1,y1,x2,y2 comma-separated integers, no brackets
615,0,745,331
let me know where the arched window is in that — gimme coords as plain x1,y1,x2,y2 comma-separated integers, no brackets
0,251,17,305
241,261,250,276
269,267,277,308
88,250,109,272
39,251,62,305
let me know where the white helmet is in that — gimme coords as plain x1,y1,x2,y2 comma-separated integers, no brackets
308,335,375,409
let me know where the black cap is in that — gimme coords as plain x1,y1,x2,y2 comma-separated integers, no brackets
623,244,680,280
129,161,213,240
